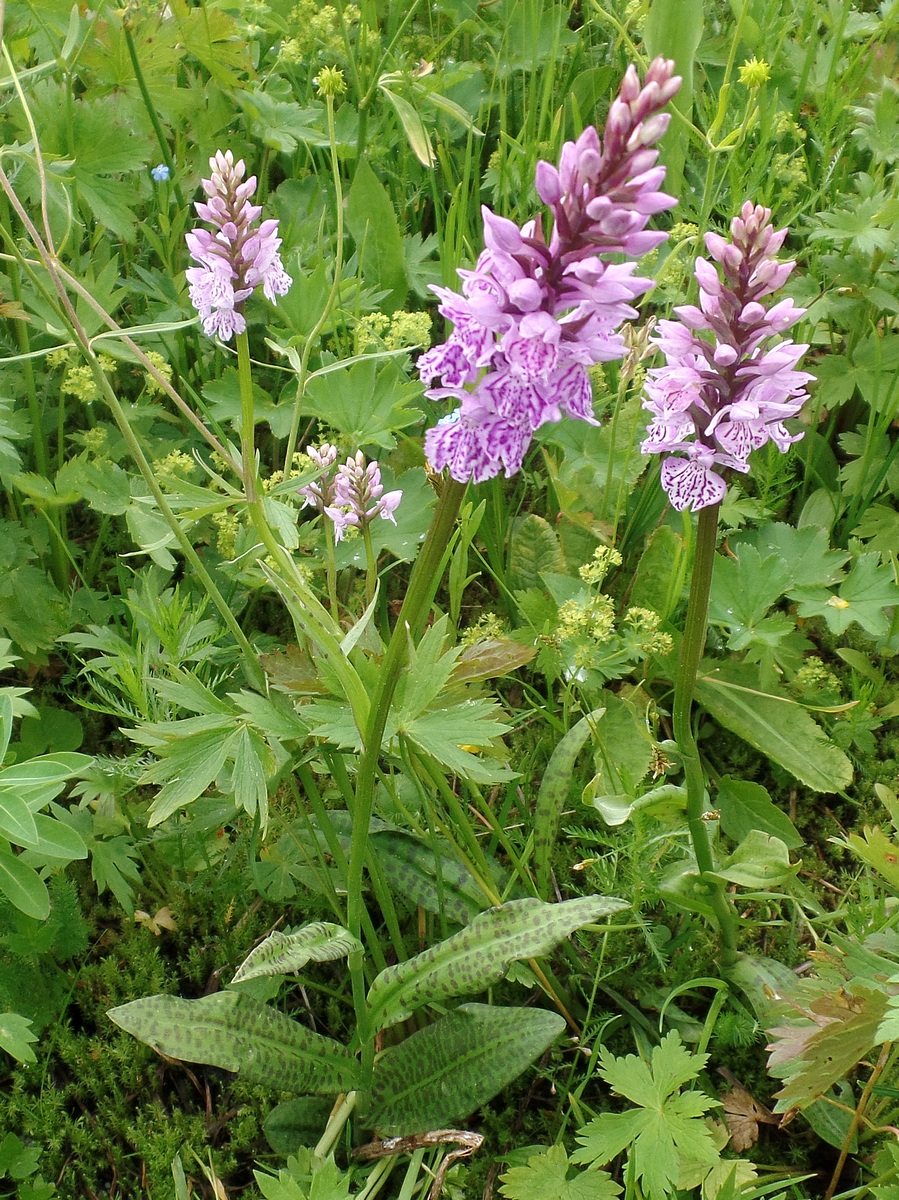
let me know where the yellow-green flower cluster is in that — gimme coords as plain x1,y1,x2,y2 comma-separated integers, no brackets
793,656,841,696
280,0,359,65
458,612,506,646
355,310,432,354
558,595,616,643
212,510,240,559
61,355,117,403
47,347,70,369
80,427,109,456
624,607,674,656
579,545,623,587
154,449,195,479
143,351,174,397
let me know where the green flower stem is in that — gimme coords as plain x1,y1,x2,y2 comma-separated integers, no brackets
323,517,340,617
347,475,467,1073
672,502,738,969
122,20,186,212
236,330,259,504
282,93,345,474
91,354,267,692
361,522,377,607
234,332,370,728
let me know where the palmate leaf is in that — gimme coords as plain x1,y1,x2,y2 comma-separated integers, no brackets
0,1012,38,1065
108,991,361,1095
793,553,899,638
767,984,890,1111
500,1144,620,1200
573,1033,719,1200
366,894,627,1031
367,1004,564,1136
299,358,422,450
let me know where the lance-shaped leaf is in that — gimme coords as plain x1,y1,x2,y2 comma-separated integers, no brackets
232,923,362,984
108,991,361,1094
534,708,605,898
366,894,626,1031
367,1004,564,1136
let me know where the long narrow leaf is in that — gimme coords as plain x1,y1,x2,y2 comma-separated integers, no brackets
366,894,627,1031
108,991,361,1095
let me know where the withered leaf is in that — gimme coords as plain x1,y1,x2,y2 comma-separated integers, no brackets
719,1069,779,1153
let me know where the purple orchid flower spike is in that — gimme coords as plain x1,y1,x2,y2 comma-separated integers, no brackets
641,201,813,511
186,150,292,341
420,58,681,483
324,452,403,542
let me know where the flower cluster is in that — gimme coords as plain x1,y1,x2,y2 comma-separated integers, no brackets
419,59,681,483
299,446,402,542
640,202,812,511
186,150,292,341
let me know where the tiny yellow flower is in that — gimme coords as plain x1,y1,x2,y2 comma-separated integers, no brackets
738,57,771,89
315,66,347,97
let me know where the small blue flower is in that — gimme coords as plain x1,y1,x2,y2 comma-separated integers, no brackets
151,164,171,183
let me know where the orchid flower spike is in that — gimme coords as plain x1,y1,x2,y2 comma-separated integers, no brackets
640,202,812,511
419,58,681,483
185,150,292,341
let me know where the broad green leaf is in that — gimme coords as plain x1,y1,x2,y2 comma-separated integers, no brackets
232,923,362,984
794,553,899,638
0,793,39,848
573,1033,719,1200
534,708,605,898
108,991,361,1094
366,828,490,924
0,848,50,919
0,752,90,789
508,515,564,593
767,985,889,1111
262,1097,335,1155
716,776,803,851
367,1004,564,1135
379,85,435,166
300,360,422,452
401,702,517,785
449,638,537,685
629,526,684,622
694,661,853,792
584,691,654,814
26,813,88,862
714,831,797,889
0,1012,38,1064
134,722,235,826
366,894,627,1031
55,454,130,515
500,1143,620,1200
346,158,408,310
644,0,703,193
743,521,848,589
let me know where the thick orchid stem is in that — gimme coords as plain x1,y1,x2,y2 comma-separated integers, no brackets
672,503,738,970
347,476,467,1072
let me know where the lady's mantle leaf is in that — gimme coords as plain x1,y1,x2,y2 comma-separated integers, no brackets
572,1032,719,1200
499,1144,620,1200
